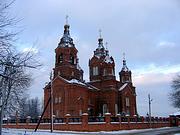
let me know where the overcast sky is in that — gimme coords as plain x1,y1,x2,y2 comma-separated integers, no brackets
10,0,180,116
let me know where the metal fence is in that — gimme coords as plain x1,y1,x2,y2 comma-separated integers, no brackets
3,116,169,124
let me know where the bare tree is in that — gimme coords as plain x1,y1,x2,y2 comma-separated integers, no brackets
0,46,41,133
18,97,41,119
17,96,29,119
0,1,41,134
169,74,180,109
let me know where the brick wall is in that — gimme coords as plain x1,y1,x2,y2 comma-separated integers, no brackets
3,113,179,132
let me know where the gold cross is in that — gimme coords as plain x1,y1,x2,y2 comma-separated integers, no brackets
123,52,126,60
99,29,102,38
66,15,69,24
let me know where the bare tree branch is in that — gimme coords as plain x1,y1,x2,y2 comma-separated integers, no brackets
169,74,180,109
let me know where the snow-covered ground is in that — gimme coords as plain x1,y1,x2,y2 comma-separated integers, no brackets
2,127,179,135
2,128,153,135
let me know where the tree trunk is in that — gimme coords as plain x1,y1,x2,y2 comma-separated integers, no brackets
0,106,4,135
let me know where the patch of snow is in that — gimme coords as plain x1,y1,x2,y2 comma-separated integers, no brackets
57,76,99,91
82,113,88,116
122,67,129,72
104,55,113,64
68,79,86,86
119,83,128,91
94,55,100,59
105,113,111,115
3,127,173,135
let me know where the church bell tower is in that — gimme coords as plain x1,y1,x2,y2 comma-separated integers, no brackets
54,17,83,81
119,53,132,84
89,30,115,82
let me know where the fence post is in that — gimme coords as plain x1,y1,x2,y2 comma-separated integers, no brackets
6,118,9,125
65,114,71,131
65,114,71,125
16,116,19,126
105,113,111,131
126,114,130,129
169,116,173,127
105,113,111,125
82,113,88,131
26,116,31,126
133,115,137,123
141,116,144,123
117,114,121,130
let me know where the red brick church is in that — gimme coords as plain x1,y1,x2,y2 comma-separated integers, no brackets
44,22,137,118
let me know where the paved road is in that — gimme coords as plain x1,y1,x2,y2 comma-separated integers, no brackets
120,127,180,135
68,127,180,135
95,127,180,135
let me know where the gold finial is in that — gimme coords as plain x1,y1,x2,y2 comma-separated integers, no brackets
65,15,69,25
99,29,102,38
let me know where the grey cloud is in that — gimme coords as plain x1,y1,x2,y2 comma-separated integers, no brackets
11,0,180,116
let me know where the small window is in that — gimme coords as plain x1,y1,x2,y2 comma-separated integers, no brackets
126,97,130,107
103,104,108,115
115,104,118,115
59,97,61,103
79,110,82,116
55,97,58,104
112,69,114,75
58,71,61,76
70,54,75,65
122,76,125,83
80,75,82,80
59,53,63,63
56,110,59,117
93,66,99,76
72,71,74,76
103,69,107,76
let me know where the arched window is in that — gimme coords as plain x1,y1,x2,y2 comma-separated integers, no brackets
103,104,108,115
59,53,63,63
125,97,130,107
112,69,115,75
70,54,75,65
92,66,99,76
103,69,107,76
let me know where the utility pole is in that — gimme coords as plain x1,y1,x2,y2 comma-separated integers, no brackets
50,72,53,133
148,94,153,128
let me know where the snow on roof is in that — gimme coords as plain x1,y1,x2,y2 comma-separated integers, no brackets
104,55,113,63
56,76,99,90
68,79,86,86
119,83,128,91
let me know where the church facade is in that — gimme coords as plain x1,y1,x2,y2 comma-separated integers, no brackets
44,22,137,118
